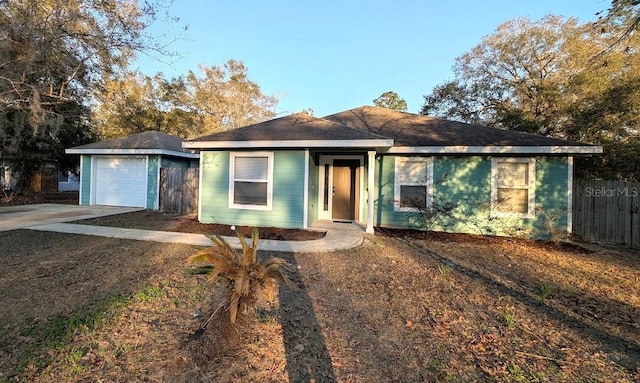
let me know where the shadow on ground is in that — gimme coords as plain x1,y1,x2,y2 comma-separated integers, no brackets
400,237,640,371
277,252,337,383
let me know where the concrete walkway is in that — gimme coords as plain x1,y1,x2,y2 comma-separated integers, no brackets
29,220,364,253
0,204,144,231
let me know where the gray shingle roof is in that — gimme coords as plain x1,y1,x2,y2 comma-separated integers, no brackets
189,113,390,142
183,106,600,154
323,106,591,147
69,131,190,153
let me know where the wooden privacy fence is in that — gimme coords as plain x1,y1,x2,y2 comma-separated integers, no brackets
573,180,640,247
159,168,198,215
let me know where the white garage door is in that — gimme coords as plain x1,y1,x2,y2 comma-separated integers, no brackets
94,157,147,207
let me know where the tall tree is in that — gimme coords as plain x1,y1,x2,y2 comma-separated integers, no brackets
187,60,278,134
596,0,640,54
421,14,640,181
94,60,278,139
93,72,197,139
0,0,176,193
373,91,408,112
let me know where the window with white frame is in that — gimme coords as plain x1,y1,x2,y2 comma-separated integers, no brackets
394,157,433,212
491,158,535,218
229,152,273,210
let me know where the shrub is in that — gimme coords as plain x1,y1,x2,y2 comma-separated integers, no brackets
187,227,293,325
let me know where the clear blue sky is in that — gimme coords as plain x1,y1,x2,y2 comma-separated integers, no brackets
135,0,607,117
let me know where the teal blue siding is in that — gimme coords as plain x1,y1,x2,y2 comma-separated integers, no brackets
374,155,401,227
146,155,159,209
307,152,318,226
199,150,306,228
81,154,193,210
80,155,92,205
532,157,569,237
373,156,490,230
375,155,570,238
432,156,492,233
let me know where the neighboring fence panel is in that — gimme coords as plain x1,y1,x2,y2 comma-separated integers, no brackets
573,180,640,246
31,171,58,193
159,168,199,215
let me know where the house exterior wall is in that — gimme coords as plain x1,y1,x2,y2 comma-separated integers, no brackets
79,155,92,205
374,155,570,238
146,155,159,209
199,150,306,228
79,155,194,209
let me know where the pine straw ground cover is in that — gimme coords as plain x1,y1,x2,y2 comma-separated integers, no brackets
0,227,639,382
74,210,326,241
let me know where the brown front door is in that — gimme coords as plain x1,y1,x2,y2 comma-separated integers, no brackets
332,160,360,221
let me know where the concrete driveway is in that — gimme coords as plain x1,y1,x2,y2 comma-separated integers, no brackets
0,204,143,232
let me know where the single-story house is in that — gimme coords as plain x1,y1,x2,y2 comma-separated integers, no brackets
66,131,199,209
183,106,602,238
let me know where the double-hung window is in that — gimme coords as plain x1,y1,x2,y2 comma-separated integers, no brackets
229,152,273,210
491,158,535,218
394,157,433,212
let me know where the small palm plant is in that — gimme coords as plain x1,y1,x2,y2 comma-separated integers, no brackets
187,227,293,327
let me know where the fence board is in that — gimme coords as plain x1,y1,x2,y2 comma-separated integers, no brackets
159,168,199,215
573,180,639,247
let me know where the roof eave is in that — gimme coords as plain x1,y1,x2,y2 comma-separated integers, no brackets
183,139,394,149
387,146,603,155
65,148,200,158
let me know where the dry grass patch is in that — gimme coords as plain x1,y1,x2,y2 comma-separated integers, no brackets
1,226,639,382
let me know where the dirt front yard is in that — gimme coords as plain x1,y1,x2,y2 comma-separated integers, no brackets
0,215,638,382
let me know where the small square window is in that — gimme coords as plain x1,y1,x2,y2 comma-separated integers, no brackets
229,152,273,210
491,158,535,218
394,157,432,212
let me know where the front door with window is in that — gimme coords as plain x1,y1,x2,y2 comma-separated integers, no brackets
331,159,360,221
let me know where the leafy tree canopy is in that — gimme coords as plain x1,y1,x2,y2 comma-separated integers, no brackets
0,0,178,192
373,91,408,112
421,7,640,181
94,60,278,139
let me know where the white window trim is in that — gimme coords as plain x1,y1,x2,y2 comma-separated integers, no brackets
317,155,365,221
229,151,274,211
394,157,433,212
491,157,536,218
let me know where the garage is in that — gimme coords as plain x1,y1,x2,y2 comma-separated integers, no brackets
66,131,199,210
94,157,147,207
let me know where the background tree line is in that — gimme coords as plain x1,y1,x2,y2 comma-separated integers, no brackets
94,60,278,140
421,0,640,181
2,0,638,195
0,0,277,194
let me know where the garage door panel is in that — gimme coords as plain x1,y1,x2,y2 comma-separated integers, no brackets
94,157,147,207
